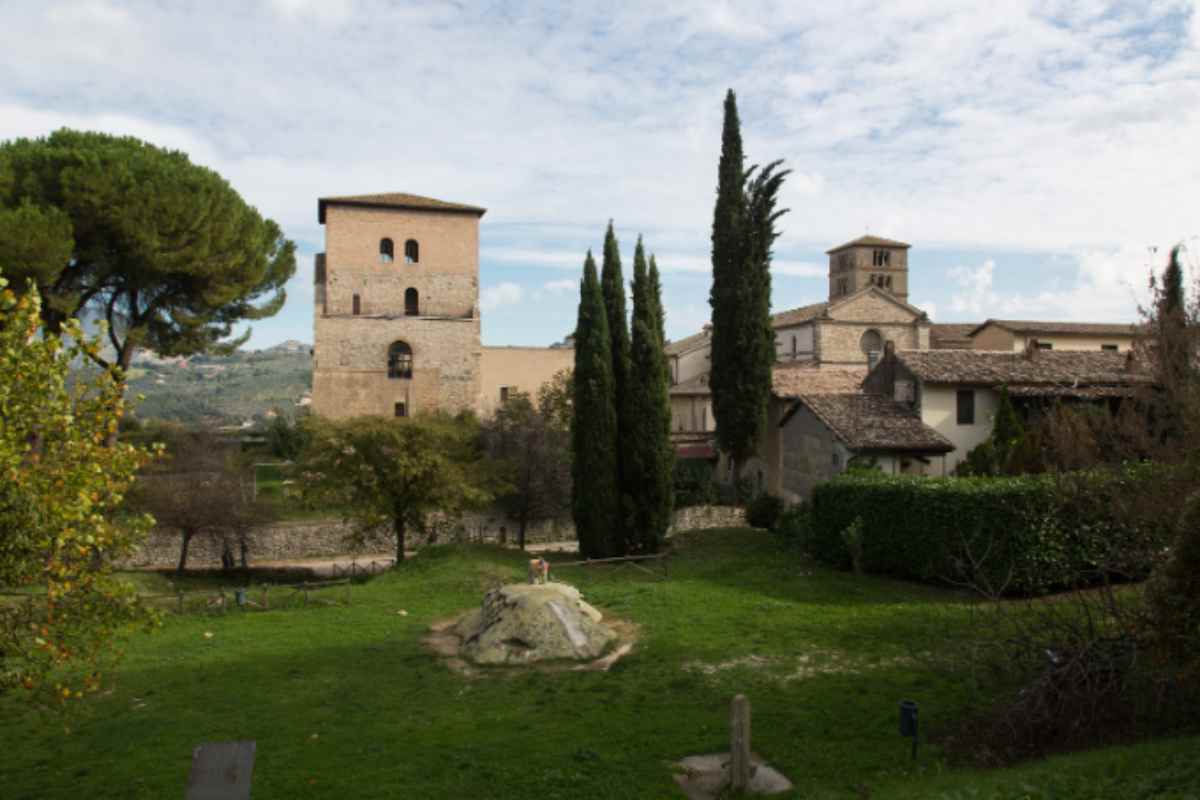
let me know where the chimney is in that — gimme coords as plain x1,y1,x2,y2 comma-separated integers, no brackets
1024,338,1039,360
702,322,713,336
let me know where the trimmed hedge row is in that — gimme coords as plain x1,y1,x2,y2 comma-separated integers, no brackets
809,469,1171,594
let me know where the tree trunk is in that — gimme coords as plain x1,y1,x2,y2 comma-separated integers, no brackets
393,517,406,564
239,534,249,569
176,530,194,574
518,509,528,551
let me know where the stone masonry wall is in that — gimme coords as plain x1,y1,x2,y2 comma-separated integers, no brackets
817,321,921,365
312,315,480,418
121,505,750,568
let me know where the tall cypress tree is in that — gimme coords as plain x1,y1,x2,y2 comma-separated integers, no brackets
571,251,621,558
600,221,633,553
709,89,785,485
626,239,675,553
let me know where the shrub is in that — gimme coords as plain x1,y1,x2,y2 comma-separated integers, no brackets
672,459,716,508
745,493,784,530
809,469,1172,595
775,503,812,546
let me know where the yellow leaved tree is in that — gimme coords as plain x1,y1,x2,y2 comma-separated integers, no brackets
0,272,157,704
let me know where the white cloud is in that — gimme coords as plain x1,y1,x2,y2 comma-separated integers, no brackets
542,279,577,293
949,246,1156,322
480,282,524,311
948,259,998,316
1,0,1197,346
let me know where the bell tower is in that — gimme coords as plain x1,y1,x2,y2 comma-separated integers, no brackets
826,235,911,304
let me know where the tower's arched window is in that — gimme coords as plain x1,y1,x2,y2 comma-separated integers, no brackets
352,293,361,315
405,239,419,264
388,341,413,379
380,238,394,263
860,329,883,355
405,287,419,316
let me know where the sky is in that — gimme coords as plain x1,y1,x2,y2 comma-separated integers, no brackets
1,0,1198,349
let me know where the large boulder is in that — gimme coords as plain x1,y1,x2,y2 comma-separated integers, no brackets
452,582,617,665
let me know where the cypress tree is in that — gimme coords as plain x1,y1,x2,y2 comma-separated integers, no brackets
709,89,786,485
571,251,621,558
601,221,633,553
626,239,675,553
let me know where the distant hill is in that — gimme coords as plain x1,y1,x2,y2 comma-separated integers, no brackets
108,343,313,426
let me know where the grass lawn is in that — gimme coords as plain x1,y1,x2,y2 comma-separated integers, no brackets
1,529,1196,799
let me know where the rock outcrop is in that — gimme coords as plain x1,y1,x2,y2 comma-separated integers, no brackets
452,583,616,665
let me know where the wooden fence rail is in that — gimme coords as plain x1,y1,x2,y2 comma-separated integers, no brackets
547,551,671,580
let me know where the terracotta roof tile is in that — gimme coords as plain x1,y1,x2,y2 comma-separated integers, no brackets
930,323,977,350
665,329,711,356
771,301,829,328
318,192,486,222
826,235,911,254
894,349,1152,387
669,375,712,396
800,393,953,452
772,364,867,398
968,319,1139,338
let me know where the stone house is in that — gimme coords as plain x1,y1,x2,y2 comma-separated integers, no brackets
968,320,1138,352
311,193,573,418
861,342,1155,474
777,393,953,500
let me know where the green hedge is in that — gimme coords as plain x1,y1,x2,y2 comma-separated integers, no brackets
809,469,1171,594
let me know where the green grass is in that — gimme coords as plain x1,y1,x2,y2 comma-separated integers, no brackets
1,529,1195,799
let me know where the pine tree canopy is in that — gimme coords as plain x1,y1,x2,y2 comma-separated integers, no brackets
0,129,296,374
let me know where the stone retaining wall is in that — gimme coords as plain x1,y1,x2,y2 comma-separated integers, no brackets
120,504,748,568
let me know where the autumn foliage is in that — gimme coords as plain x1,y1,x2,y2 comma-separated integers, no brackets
0,274,157,702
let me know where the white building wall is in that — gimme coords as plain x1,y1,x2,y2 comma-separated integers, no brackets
920,385,1000,474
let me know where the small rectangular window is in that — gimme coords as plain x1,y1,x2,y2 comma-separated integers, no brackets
500,386,509,404
1101,344,1118,351
352,294,361,315
956,390,975,425
394,401,407,418
1037,342,1053,350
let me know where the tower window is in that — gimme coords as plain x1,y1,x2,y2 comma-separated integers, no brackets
500,386,510,404
352,294,361,315
405,287,419,316
380,238,394,263
405,239,419,264
873,249,891,267
1101,344,1118,351
394,401,407,418
388,341,413,379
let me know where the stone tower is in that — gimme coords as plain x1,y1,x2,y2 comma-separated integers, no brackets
826,235,911,303
311,193,486,419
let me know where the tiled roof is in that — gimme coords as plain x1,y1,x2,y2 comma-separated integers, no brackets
772,364,867,398
800,393,954,453
669,375,711,396
318,192,487,222
894,349,1153,387
665,328,711,356
826,235,911,254
968,319,1139,338
930,323,977,350
771,301,829,328
667,300,830,355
